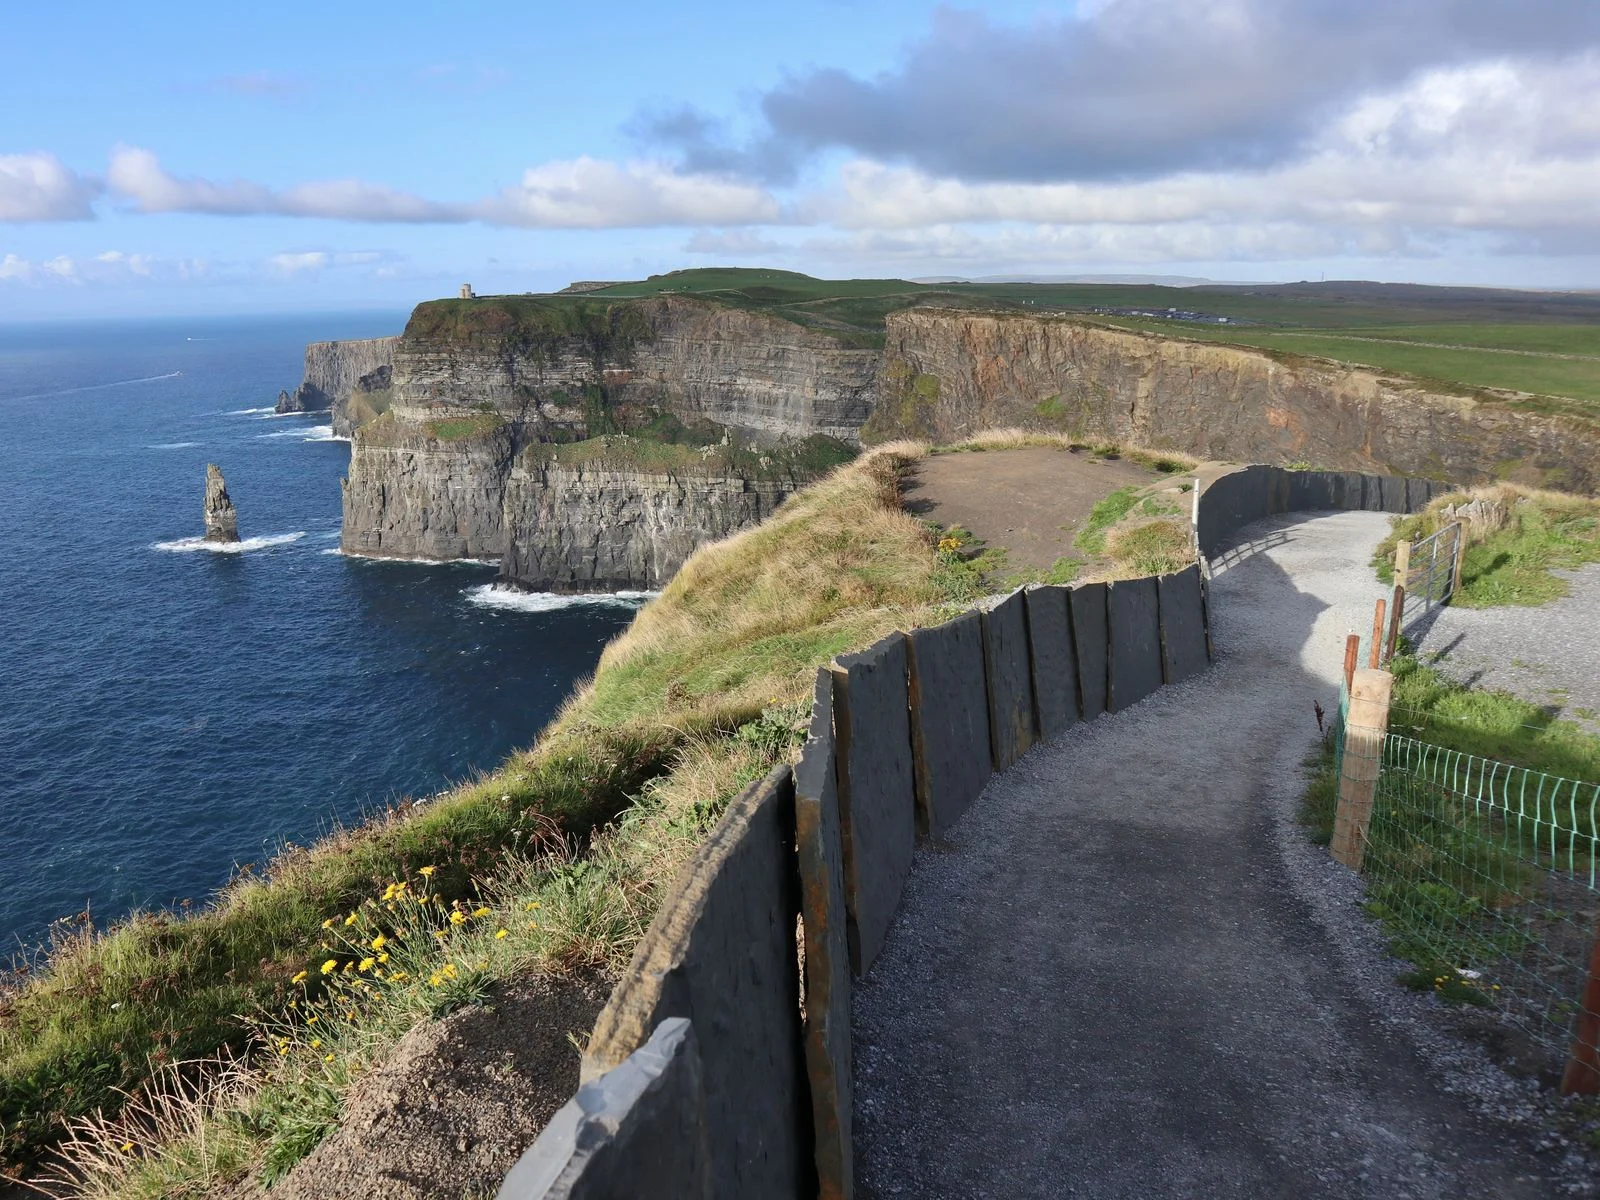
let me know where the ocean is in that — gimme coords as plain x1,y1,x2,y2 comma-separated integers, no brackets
0,314,643,953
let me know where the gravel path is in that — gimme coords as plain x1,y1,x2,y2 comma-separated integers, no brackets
1409,564,1600,737
853,511,1583,1199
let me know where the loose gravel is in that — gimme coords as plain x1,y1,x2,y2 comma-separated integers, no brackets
1409,563,1600,737
852,511,1597,1199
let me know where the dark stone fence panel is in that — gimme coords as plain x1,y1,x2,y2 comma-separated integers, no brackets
907,613,993,837
1107,577,1163,712
831,634,917,977
981,591,1037,771
1070,582,1110,720
1197,464,1449,557
1024,585,1079,740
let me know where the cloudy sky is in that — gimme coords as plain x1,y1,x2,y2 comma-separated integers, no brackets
3,0,1598,317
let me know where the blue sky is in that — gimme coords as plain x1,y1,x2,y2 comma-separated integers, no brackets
4,0,1599,318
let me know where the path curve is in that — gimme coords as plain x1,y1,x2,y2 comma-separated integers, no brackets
852,511,1567,1198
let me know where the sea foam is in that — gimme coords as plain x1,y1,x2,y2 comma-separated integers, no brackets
153,532,306,554
465,584,655,613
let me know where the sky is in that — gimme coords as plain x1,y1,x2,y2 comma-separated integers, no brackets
3,0,1599,319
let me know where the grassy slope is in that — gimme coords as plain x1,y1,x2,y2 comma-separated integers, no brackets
0,446,947,1187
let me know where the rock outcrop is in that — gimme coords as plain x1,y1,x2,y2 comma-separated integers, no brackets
276,336,398,415
868,310,1600,493
203,464,239,542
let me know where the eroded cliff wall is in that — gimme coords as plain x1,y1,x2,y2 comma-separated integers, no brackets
869,310,1600,492
277,336,399,415
501,453,797,592
387,296,876,443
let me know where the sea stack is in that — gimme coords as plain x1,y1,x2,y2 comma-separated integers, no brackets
203,464,240,543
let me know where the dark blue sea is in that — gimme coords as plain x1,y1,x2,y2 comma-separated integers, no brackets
0,314,642,953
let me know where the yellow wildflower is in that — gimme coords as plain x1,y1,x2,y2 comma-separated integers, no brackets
343,913,358,927
472,906,490,918
371,933,387,951
306,1015,318,1024
321,918,335,929
418,865,436,877
120,1141,135,1153
495,928,509,939
377,952,390,963
320,959,337,975
358,957,375,972
525,901,541,911
324,1053,334,1063
292,970,308,984
442,963,458,979
310,1038,321,1049
428,974,442,987
450,910,466,926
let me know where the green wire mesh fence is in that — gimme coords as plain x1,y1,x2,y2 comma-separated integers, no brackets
1346,720,1600,1072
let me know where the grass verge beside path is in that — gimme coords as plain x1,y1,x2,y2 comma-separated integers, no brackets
1374,484,1600,607
3,445,951,1194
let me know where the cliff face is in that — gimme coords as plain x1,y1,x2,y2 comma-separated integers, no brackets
387,296,876,443
870,311,1600,492
340,415,513,562
340,416,805,588
501,455,796,592
276,336,398,415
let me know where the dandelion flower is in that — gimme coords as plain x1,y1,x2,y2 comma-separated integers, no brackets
429,974,442,987
120,1141,135,1153
472,906,490,918
371,933,387,951
358,957,375,972
525,901,541,911
495,928,508,939
321,918,335,929
419,866,436,877
320,959,338,975
450,911,466,926
307,1015,318,1025
442,963,459,979
377,952,390,963
292,970,308,984
343,913,358,927
324,1053,334,1063
310,1038,321,1049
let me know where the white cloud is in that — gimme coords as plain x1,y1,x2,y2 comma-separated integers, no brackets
0,253,32,280
482,157,781,228
268,251,330,274
0,153,99,221
104,146,780,229
805,56,1600,256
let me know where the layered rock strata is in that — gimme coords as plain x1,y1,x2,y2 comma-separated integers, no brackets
341,418,802,589
869,310,1600,492
387,296,876,444
276,336,398,414
203,463,239,542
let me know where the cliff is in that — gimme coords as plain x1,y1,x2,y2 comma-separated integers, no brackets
867,310,1600,492
276,336,399,415
341,416,820,588
383,295,877,444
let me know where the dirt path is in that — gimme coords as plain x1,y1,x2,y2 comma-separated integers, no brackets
852,511,1576,1198
903,448,1168,571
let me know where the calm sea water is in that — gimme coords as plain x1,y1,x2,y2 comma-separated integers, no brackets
0,314,642,952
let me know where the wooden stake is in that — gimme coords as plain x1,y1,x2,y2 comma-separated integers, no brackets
1449,522,1465,596
1385,584,1405,663
1331,668,1394,872
1394,538,1412,591
1562,913,1600,1094
1368,597,1386,670
1343,634,1360,693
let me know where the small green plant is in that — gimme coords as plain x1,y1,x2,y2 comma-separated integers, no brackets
1074,486,1143,555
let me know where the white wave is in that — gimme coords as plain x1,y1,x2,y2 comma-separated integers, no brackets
148,441,200,450
153,532,306,554
255,424,340,442
465,584,655,613
10,371,181,402
329,548,501,565
226,406,277,415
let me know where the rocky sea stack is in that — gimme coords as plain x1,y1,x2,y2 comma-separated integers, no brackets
203,464,240,543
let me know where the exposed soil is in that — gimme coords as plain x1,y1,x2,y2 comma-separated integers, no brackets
254,972,608,1200
901,446,1178,570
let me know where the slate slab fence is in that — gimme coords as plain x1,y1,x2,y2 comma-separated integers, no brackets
499,466,1447,1200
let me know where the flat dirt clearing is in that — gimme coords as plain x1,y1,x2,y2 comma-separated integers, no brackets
902,447,1171,569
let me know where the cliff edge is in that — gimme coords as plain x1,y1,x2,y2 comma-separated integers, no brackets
276,336,399,416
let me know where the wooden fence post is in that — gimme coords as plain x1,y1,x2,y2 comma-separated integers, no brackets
1394,538,1411,590
1562,916,1600,1094
1385,584,1405,663
1343,634,1360,693
1368,598,1386,670
1331,667,1394,872
1450,522,1465,596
